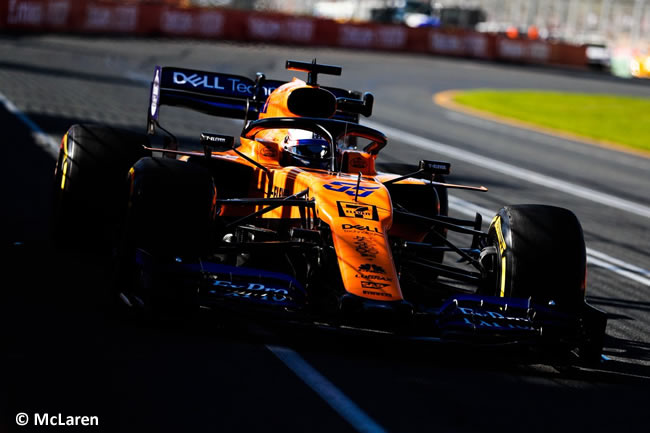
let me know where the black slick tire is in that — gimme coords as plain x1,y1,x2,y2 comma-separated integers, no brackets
487,204,586,310
119,157,217,320
52,124,149,251
487,205,608,362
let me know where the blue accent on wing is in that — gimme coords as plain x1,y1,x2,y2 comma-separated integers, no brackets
164,93,247,112
135,250,306,294
188,261,305,293
437,293,571,320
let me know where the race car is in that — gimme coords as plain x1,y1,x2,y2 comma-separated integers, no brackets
52,60,607,364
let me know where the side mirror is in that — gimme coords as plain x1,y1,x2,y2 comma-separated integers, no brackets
383,159,451,186
419,160,451,176
336,92,374,118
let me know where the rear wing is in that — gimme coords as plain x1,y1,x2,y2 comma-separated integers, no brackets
147,66,372,135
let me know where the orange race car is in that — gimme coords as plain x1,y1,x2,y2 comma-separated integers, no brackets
52,60,606,364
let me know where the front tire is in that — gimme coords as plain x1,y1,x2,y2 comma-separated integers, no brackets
487,204,586,309
486,204,607,362
117,157,217,320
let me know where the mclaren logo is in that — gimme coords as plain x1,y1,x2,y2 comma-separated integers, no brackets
337,201,379,221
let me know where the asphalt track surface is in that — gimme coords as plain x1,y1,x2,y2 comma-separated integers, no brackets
2,35,650,433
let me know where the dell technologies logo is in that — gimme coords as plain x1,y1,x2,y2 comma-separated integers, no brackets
172,71,277,96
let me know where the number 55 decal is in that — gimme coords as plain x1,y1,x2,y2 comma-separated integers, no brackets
324,181,379,198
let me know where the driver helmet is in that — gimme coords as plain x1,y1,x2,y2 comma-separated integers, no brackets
282,129,331,169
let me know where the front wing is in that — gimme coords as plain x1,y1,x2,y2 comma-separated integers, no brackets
132,250,607,362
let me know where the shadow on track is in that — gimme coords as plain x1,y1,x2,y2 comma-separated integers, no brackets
5,241,650,433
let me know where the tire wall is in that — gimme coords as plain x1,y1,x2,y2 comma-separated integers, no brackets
0,0,587,68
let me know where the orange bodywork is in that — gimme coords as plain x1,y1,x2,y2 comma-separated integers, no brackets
204,78,429,302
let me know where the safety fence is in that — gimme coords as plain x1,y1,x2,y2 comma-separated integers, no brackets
0,0,587,68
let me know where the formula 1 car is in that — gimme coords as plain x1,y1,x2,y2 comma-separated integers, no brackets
52,60,607,363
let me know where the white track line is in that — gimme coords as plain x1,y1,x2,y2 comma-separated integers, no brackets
447,196,650,287
586,249,650,277
366,120,650,219
266,345,388,433
585,255,650,287
0,92,59,158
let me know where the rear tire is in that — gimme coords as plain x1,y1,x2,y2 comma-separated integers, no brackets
52,124,149,251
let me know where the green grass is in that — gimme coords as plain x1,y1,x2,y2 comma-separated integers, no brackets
452,90,650,152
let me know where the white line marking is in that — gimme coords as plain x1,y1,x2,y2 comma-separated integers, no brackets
266,344,388,433
448,196,494,221
366,120,650,219
586,256,650,287
0,91,59,158
586,249,650,277
447,196,650,287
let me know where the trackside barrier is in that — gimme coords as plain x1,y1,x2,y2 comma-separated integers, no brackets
0,0,588,68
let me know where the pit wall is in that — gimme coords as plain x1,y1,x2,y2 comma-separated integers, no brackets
0,0,587,68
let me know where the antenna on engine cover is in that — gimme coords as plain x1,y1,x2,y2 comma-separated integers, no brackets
286,59,342,86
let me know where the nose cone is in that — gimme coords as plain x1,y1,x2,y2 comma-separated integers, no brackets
311,177,403,302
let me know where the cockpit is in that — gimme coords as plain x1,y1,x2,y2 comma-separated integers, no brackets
242,117,387,173
281,129,331,170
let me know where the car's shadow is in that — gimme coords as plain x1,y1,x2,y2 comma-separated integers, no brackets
6,241,650,433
